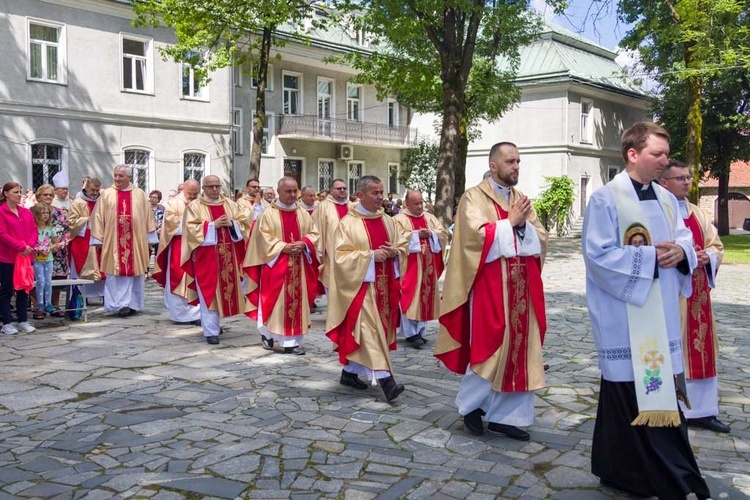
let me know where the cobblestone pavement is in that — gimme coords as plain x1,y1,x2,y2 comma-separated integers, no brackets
1,238,748,499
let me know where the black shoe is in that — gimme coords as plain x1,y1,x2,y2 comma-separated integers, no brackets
191,319,202,326
340,370,368,390
261,336,274,350
378,376,405,402
543,363,550,371
419,334,428,345
206,336,220,345
118,307,132,317
219,327,224,335
487,422,530,441
405,335,422,350
283,346,306,355
463,408,485,436
687,416,731,433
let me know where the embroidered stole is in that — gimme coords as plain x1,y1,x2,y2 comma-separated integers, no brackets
683,213,717,379
116,190,135,276
610,177,680,427
363,217,400,345
400,214,444,321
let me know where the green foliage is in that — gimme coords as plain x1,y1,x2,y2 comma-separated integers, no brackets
400,140,439,203
532,176,575,237
327,0,564,225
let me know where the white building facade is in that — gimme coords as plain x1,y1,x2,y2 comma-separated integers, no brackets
1,0,416,198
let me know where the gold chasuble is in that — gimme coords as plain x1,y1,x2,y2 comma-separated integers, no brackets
181,196,250,317
89,184,156,276
393,210,449,322
152,193,196,302
681,202,723,380
435,179,548,393
325,209,408,373
68,197,103,281
312,196,356,288
244,203,320,336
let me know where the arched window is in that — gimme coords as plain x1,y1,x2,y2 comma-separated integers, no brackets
183,151,207,183
30,141,65,189
123,148,151,192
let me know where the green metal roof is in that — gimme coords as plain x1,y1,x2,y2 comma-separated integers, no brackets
512,22,647,97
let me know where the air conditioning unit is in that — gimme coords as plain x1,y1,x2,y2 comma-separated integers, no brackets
338,144,354,160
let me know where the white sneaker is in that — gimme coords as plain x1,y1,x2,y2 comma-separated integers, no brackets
16,322,36,333
1,323,19,335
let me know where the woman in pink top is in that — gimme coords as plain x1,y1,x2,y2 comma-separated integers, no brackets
0,182,38,335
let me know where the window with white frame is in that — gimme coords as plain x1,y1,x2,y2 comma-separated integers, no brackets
347,84,362,122
251,63,274,91
317,78,334,136
252,111,274,156
123,149,150,192
318,160,334,192
233,108,244,155
580,99,593,144
183,152,206,183
121,34,153,93
387,100,399,128
182,52,207,100
30,143,63,189
347,162,363,193
282,72,301,114
28,20,65,83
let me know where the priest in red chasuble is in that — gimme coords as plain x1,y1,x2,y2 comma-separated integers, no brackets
68,177,105,299
244,177,320,355
393,190,449,349
325,175,409,402
435,142,548,441
89,165,158,316
152,179,201,325
312,178,355,289
659,160,729,434
181,175,250,345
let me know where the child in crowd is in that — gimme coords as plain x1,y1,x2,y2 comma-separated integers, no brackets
31,203,60,320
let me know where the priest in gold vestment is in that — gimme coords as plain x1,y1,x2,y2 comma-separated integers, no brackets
393,190,449,349
435,142,547,441
244,177,320,355
325,176,409,402
235,178,269,224
181,175,249,345
89,165,158,315
311,178,355,289
153,180,201,324
68,177,105,299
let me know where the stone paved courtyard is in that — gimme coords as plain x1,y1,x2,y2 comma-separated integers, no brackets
1,238,748,499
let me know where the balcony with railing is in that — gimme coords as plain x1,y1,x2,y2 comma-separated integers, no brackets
276,114,418,147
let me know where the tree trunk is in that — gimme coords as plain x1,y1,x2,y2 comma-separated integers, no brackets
716,168,730,236
434,99,463,229
249,26,273,181
685,46,703,204
453,113,468,202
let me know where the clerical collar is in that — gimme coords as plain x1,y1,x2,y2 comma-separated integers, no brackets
277,200,296,209
301,203,315,211
629,177,657,201
677,198,689,218
488,176,511,203
330,196,348,205
356,203,376,216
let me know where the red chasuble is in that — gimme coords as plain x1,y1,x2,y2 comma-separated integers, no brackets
437,203,546,392
246,209,319,335
191,205,245,316
400,214,444,320
154,201,187,292
335,203,349,219
683,213,717,379
116,190,135,276
70,199,101,276
328,217,401,365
